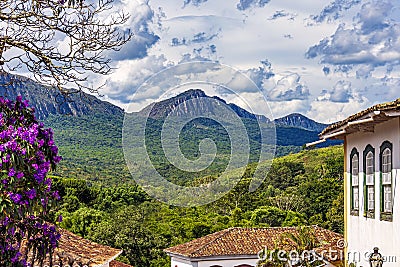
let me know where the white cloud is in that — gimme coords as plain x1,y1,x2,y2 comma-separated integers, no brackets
318,80,354,103
268,10,297,21
91,0,400,123
309,0,361,23
236,0,271,11
101,55,168,103
267,73,310,101
183,0,209,7
269,99,310,119
306,1,400,76
307,97,368,124
92,0,161,61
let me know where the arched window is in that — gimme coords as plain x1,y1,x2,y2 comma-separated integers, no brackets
350,148,359,214
380,141,393,221
363,145,375,218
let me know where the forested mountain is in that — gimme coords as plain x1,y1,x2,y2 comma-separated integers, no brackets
0,72,123,119
1,72,340,185
138,89,269,122
274,113,328,132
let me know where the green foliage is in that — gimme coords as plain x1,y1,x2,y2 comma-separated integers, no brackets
250,206,307,227
60,207,105,237
44,113,337,186
52,145,344,266
44,114,131,185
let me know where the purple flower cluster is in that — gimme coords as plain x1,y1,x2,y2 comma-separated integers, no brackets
0,96,62,266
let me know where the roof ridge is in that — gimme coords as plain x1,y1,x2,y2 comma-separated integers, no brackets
188,226,313,257
188,227,235,257
320,97,400,136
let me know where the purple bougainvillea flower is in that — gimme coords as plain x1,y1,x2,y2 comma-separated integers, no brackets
8,168,15,177
52,191,60,200
9,193,22,204
25,189,37,200
1,96,62,265
16,172,24,179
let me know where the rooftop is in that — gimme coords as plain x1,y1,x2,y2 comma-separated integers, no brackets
320,98,400,138
164,226,343,259
110,260,134,267
24,227,123,267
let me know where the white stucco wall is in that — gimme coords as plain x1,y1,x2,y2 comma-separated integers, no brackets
346,117,400,266
171,256,196,267
197,258,257,267
170,255,338,267
170,255,258,267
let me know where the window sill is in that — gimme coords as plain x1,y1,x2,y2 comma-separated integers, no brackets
364,210,375,219
350,209,359,216
380,212,393,222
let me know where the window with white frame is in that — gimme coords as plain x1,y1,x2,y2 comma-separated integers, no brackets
380,142,393,215
351,149,359,211
364,146,375,214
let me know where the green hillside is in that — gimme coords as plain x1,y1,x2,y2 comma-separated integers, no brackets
44,113,336,185
52,145,345,266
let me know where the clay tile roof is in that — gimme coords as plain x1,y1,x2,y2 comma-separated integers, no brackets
110,260,134,267
164,226,343,259
25,227,122,267
320,98,400,136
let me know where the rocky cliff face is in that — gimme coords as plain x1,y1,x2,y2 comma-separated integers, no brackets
0,72,123,119
138,89,269,122
0,72,329,134
274,113,328,132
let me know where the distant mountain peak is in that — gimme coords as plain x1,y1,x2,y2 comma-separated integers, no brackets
274,113,327,132
0,72,123,119
175,88,207,98
138,89,268,122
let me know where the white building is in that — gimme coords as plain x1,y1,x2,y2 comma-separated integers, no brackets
315,98,400,266
164,226,343,267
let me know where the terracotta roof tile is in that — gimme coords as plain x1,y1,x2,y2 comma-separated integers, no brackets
164,226,343,259
110,260,134,267
320,98,400,136
25,227,122,267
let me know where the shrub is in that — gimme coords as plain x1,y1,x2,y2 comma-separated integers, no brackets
0,96,62,266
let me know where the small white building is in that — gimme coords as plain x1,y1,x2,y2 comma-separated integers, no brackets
164,226,343,267
316,98,400,266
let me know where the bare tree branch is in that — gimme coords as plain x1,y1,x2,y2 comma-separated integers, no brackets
0,0,132,95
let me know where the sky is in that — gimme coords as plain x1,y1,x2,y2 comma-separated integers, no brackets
90,0,400,123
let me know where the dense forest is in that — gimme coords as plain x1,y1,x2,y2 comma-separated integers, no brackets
44,113,340,185
50,145,345,266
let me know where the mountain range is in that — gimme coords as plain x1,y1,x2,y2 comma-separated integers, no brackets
0,72,339,184
0,72,327,131
0,72,123,119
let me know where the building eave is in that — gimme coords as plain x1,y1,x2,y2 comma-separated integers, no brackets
320,98,400,137
166,252,258,262
306,107,400,147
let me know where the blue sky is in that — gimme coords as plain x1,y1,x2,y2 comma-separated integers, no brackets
92,0,400,123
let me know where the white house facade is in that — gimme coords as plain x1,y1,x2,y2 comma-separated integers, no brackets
316,98,400,267
170,254,258,267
